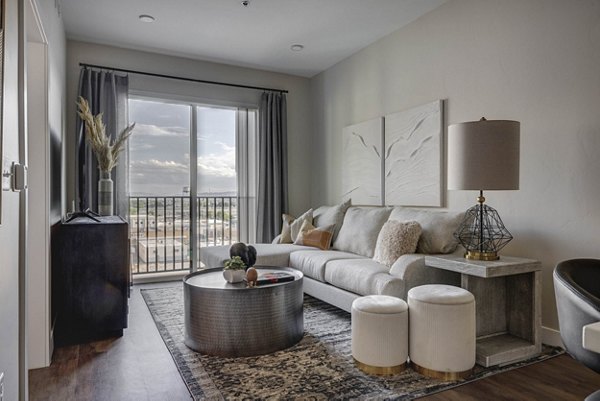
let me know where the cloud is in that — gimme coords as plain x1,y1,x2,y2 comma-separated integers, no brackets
131,159,189,173
198,144,236,178
132,123,189,137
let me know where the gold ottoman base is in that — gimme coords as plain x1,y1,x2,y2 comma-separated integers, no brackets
411,361,472,381
354,358,407,375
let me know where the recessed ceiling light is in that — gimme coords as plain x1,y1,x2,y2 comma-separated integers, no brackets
139,14,155,23
290,44,304,52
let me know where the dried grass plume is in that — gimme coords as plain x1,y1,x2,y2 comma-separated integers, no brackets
77,96,135,173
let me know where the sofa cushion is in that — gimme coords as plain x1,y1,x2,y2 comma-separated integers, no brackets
324,259,405,298
388,207,463,254
200,244,313,268
293,221,335,250
373,220,422,267
313,199,351,243
289,250,365,282
333,207,392,257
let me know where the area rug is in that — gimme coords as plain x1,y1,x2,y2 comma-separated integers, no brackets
141,286,562,400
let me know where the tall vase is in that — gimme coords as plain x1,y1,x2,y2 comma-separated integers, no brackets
98,170,114,216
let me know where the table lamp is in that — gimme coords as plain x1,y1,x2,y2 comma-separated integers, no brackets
448,118,520,261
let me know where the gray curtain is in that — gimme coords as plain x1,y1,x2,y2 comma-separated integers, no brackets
256,92,288,243
76,68,129,218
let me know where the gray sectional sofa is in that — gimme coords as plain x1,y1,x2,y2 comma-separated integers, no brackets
200,205,465,312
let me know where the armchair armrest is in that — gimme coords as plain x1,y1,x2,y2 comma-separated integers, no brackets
583,321,600,353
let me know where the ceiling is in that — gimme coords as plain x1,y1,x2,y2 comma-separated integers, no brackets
61,0,446,77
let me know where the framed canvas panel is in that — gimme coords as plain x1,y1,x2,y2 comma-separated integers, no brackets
384,100,443,207
341,117,384,205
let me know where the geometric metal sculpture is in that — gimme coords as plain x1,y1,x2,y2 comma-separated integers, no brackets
454,191,513,261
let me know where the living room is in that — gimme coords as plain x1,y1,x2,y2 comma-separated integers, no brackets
1,0,599,400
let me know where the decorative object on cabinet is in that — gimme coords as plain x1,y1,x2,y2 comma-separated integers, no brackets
76,96,135,215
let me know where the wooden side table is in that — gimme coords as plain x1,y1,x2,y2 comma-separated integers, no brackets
424,254,542,367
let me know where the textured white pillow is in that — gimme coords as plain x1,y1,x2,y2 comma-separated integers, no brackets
388,207,463,254
373,220,422,267
313,199,351,242
333,207,392,257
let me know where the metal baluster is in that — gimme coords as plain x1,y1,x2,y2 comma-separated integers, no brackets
145,197,149,274
172,197,176,270
228,197,232,245
213,198,217,246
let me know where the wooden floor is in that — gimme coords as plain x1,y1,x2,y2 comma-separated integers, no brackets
30,282,600,401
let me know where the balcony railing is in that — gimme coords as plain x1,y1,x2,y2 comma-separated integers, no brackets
129,196,238,275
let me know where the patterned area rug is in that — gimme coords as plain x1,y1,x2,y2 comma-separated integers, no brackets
141,286,562,400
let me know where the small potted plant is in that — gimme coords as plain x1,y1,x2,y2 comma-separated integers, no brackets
223,256,246,283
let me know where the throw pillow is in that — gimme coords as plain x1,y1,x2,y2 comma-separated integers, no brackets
333,207,393,257
279,214,295,243
373,220,422,267
313,199,351,243
294,220,335,250
290,209,313,242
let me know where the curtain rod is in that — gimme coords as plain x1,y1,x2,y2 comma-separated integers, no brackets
79,63,289,94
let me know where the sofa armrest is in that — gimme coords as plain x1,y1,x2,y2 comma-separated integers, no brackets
389,254,461,293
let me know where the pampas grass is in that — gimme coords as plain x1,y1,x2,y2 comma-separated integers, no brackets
77,96,135,173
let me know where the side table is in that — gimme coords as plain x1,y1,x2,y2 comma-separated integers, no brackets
425,254,542,367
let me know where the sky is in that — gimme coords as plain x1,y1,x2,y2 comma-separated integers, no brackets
128,98,237,196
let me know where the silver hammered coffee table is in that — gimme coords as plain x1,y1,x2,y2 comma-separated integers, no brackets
183,267,304,357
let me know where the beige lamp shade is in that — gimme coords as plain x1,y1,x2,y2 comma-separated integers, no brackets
447,119,520,191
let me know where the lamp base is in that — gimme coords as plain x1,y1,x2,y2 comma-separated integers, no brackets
465,250,499,261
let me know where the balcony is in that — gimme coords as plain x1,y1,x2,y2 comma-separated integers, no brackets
129,196,238,275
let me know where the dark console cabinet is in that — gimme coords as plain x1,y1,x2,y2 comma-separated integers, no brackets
52,215,130,346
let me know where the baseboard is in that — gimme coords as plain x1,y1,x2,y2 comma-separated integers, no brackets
542,326,563,347
132,271,188,284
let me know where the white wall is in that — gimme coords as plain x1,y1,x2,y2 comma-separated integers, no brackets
310,0,600,330
26,0,66,369
66,40,312,216
1,0,23,398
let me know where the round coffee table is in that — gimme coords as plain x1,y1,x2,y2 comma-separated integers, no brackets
183,266,304,357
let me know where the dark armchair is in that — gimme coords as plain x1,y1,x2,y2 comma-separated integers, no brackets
554,259,600,372
554,259,600,401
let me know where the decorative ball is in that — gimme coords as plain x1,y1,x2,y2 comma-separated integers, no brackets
229,242,257,269
246,267,258,283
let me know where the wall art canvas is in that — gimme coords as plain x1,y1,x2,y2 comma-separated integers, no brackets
384,100,443,207
341,117,384,205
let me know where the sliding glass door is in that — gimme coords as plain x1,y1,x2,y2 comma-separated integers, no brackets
128,97,256,274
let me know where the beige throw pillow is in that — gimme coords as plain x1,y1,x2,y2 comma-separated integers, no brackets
373,220,422,267
290,209,313,242
294,220,335,250
279,214,295,243
279,209,314,243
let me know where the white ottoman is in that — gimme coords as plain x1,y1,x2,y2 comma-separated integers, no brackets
351,295,408,375
408,284,476,380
